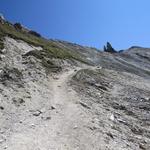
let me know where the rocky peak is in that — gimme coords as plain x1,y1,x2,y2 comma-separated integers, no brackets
103,42,117,53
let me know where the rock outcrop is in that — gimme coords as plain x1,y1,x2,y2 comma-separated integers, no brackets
104,42,117,53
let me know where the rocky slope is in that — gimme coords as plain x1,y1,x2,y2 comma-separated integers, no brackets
0,18,150,150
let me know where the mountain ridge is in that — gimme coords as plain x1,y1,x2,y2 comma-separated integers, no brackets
0,17,150,150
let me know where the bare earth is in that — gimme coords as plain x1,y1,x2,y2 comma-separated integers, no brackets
3,68,103,150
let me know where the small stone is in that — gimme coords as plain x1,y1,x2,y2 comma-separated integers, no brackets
0,69,3,74
139,144,146,150
106,132,114,139
79,101,91,109
117,118,126,124
145,97,150,101
19,121,23,124
4,146,8,149
89,126,97,130
110,114,115,121
51,106,56,110
40,108,46,113
31,123,35,127
0,54,5,59
53,76,59,80
73,125,78,129
46,116,51,120
32,110,42,116
1,49,6,53
26,95,31,99
0,139,4,143
0,106,4,110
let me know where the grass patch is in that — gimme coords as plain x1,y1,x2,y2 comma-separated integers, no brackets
0,32,4,50
0,40,4,50
23,50,61,73
41,59,61,73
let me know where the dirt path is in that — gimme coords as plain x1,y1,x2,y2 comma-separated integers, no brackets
48,68,96,150
3,67,103,150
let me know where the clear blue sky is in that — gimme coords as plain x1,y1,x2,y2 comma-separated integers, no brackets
0,0,150,50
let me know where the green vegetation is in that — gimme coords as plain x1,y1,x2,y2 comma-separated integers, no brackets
0,39,4,50
0,27,4,50
23,50,62,72
41,59,61,72
0,21,87,63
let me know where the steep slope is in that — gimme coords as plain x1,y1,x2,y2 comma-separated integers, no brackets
93,49,150,78
0,20,90,66
53,40,101,65
0,18,150,150
71,67,150,150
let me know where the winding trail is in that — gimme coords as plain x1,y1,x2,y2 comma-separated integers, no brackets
3,67,100,150
3,66,104,150
49,68,95,150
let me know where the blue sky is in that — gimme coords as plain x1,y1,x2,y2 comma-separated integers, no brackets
0,0,150,50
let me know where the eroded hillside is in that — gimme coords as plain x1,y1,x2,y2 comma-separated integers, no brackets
0,18,150,150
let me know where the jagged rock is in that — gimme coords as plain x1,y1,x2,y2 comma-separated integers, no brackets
110,114,115,121
0,106,4,110
0,54,5,60
106,132,114,139
50,106,56,110
0,69,3,74
95,83,108,91
79,101,91,109
32,110,42,116
104,42,117,53
0,48,6,54
0,67,23,83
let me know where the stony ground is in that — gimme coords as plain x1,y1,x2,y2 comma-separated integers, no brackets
0,37,150,150
71,68,150,150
